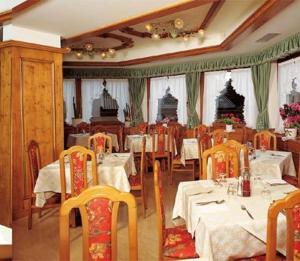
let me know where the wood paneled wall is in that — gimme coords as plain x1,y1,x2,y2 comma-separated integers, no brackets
0,41,64,224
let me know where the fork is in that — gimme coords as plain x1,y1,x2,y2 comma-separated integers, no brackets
241,204,254,219
196,199,225,205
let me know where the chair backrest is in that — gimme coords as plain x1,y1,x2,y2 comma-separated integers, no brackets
28,140,41,195
202,144,239,179
128,123,148,135
266,190,300,261
59,146,98,203
59,185,137,261
197,134,212,179
211,129,227,145
152,125,169,155
168,122,183,150
194,124,208,138
76,122,90,134
139,137,146,188
224,139,249,170
88,133,113,154
227,126,246,144
253,130,277,150
153,161,166,261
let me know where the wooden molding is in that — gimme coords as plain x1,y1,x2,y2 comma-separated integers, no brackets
200,0,225,30
63,0,294,67
119,27,152,38
0,0,41,24
62,0,218,46
0,40,67,53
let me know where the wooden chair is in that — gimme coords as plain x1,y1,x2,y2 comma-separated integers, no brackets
168,122,184,152
225,139,249,170
59,145,98,203
76,122,90,134
198,134,212,180
153,161,199,260
88,132,113,154
193,124,208,138
129,122,148,134
170,130,196,185
253,130,277,150
211,129,227,145
59,185,138,261
202,144,239,180
128,137,147,217
227,126,246,143
27,140,60,230
151,125,171,174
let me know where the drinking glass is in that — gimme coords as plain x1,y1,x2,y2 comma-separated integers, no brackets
97,152,104,164
227,182,237,199
261,181,272,202
260,145,266,152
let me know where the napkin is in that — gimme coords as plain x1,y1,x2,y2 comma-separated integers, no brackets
185,182,214,196
194,203,228,213
265,179,287,185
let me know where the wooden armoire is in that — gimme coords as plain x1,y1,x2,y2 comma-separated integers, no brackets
0,41,64,226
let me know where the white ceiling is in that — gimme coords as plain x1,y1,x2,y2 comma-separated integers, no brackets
4,0,300,66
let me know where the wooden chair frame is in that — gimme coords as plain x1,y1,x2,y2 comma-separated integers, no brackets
59,145,98,203
253,130,277,150
266,189,300,261
76,122,90,134
130,137,147,217
198,134,212,180
59,185,138,261
193,124,208,138
210,129,227,146
88,132,113,154
202,144,239,180
225,139,249,170
27,140,59,229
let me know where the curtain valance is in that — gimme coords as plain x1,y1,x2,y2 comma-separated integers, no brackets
64,32,300,79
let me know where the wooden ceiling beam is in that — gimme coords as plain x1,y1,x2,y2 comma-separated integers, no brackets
199,0,225,30
62,0,218,46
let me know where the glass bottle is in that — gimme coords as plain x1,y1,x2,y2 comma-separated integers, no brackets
242,169,251,197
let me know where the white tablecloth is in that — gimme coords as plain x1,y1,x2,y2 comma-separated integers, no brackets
34,153,136,207
67,133,119,151
0,225,12,245
250,150,296,179
172,179,297,261
124,134,176,154
180,138,198,165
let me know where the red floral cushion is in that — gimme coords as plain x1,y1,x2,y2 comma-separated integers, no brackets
283,175,298,187
293,205,300,259
214,134,223,145
260,134,270,150
86,198,112,260
128,174,141,187
163,225,199,259
95,136,105,153
71,152,85,196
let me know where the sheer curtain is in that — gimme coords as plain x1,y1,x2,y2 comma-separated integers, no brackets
81,79,129,122
203,71,227,125
63,79,76,124
278,58,300,128
106,79,129,122
81,79,103,122
149,75,187,124
231,68,258,128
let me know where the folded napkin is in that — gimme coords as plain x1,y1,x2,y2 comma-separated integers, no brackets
265,179,287,185
194,203,228,213
185,182,214,196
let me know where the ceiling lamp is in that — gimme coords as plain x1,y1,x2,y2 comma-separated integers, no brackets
84,42,94,51
198,29,205,38
108,48,116,56
75,51,83,59
145,18,201,41
101,52,107,59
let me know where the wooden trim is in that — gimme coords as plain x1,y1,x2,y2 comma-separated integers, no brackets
146,78,150,122
199,72,204,123
62,0,293,67
277,51,300,63
200,0,225,30
220,0,294,49
0,0,41,24
0,40,67,53
75,78,82,118
62,0,218,45
119,27,152,38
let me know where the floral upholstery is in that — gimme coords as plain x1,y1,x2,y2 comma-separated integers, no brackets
214,133,224,145
71,152,85,196
95,136,106,154
86,198,112,260
212,151,235,178
137,124,147,134
260,134,270,150
128,174,141,187
156,126,167,155
164,225,199,259
293,205,300,259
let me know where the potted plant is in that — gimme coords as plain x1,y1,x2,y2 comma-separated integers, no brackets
279,102,300,139
222,113,241,132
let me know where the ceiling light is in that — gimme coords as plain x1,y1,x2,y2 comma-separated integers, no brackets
84,43,94,51
183,35,189,42
101,52,107,59
75,51,83,58
152,33,160,40
108,48,116,56
65,47,72,53
145,24,153,32
198,29,205,38
174,18,184,29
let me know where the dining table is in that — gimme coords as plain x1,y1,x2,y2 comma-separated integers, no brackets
172,178,297,261
0,225,12,259
34,152,136,207
67,132,120,151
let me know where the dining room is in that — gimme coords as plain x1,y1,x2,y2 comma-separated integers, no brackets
2,0,300,260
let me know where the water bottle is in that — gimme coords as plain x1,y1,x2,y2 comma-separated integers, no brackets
242,169,251,197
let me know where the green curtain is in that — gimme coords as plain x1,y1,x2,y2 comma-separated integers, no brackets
186,72,200,128
128,78,146,126
64,31,300,79
251,62,271,130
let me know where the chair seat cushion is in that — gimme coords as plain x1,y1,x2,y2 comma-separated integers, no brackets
283,175,298,187
128,174,141,187
163,225,199,259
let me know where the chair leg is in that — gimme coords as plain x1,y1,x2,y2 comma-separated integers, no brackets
38,208,42,218
170,165,174,185
28,206,33,230
142,189,147,218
